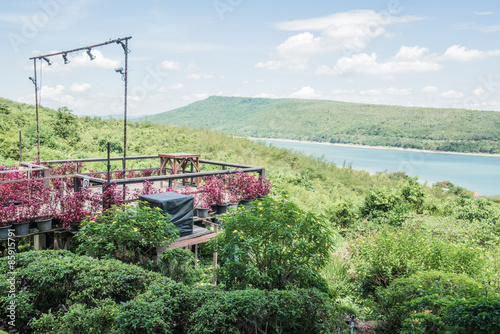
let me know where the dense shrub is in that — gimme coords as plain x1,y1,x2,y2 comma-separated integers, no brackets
376,271,498,333
0,250,164,329
1,251,348,333
216,196,333,291
157,248,197,284
75,203,178,267
347,224,484,293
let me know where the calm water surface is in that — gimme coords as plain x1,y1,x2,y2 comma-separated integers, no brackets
260,139,500,196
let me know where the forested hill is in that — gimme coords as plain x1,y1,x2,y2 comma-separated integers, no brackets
142,96,500,154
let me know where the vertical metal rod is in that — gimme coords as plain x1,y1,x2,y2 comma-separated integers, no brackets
19,131,22,162
123,39,128,176
33,59,40,163
107,142,111,186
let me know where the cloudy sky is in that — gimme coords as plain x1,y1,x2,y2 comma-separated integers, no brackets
1,0,500,116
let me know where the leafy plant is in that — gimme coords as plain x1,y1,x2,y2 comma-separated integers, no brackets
76,203,178,266
216,196,333,291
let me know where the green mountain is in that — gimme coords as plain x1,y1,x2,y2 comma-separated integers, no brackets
142,96,500,154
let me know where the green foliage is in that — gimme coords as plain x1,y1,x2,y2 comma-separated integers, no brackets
348,224,485,293
29,299,120,334
216,196,333,291
157,248,197,284
454,197,500,224
183,287,347,334
75,203,178,266
376,271,499,334
142,96,500,154
326,198,359,231
443,296,500,333
0,250,347,333
0,250,164,329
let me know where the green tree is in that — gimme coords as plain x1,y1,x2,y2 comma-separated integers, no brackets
216,196,333,292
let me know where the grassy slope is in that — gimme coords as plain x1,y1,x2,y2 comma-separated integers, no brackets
0,97,403,213
143,96,500,153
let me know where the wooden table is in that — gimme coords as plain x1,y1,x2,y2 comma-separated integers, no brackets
158,153,201,189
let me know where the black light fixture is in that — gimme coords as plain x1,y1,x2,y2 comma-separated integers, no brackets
29,77,36,85
86,48,96,61
42,57,52,66
115,67,125,80
62,53,70,64
117,41,130,53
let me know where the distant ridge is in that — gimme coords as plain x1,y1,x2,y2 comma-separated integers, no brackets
140,96,500,154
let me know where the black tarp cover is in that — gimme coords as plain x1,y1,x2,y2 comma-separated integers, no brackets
139,192,194,237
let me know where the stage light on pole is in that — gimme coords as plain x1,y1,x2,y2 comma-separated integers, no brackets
115,67,125,80
117,41,130,53
86,48,96,61
62,53,70,64
29,77,36,85
42,57,52,66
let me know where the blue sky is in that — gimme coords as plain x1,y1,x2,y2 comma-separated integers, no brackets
1,0,500,116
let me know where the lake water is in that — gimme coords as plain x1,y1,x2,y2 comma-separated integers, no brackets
259,139,500,196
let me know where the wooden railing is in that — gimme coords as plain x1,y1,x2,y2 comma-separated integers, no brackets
1,155,265,192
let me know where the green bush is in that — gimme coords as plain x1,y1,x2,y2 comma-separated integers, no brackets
348,224,485,293
181,287,348,334
157,248,197,284
443,296,500,333
29,299,120,334
75,203,178,266
216,196,333,291
375,271,498,333
0,250,164,329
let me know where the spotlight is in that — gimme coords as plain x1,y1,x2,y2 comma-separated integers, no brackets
117,40,130,53
62,53,70,64
86,48,96,61
42,57,52,66
115,67,124,74
29,77,36,85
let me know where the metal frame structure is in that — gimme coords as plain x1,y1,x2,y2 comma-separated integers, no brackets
28,37,131,167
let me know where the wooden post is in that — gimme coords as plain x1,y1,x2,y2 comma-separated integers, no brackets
42,168,50,188
212,223,218,285
34,234,46,250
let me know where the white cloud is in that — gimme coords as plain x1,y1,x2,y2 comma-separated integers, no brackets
442,45,500,61
70,82,91,92
472,87,488,96
254,93,279,99
186,63,223,80
70,50,121,69
182,92,210,101
289,86,321,99
169,83,183,90
257,10,425,71
441,90,464,99
474,11,494,15
158,83,183,92
422,86,439,94
394,45,429,60
316,52,441,76
161,60,180,71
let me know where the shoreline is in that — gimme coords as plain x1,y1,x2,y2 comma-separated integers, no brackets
248,137,500,158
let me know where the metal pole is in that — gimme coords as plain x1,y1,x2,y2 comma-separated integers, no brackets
19,131,22,162
123,39,128,176
33,59,40,163
107,142,111,186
